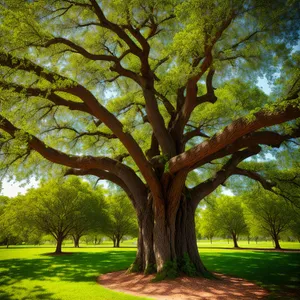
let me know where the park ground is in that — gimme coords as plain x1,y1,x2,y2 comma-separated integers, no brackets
0,240,300,300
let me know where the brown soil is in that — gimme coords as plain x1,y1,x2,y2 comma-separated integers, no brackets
98,271,269,299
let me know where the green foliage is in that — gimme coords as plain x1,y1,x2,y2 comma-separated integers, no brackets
178,253,197,277
144,263,156,275
197,207,217,243
127,262,141,273
202,196,248,244
103,191,138,245
0,0,299,278
243,188,295,244
0,0,298,182
152,260,178,282
1,177,108,249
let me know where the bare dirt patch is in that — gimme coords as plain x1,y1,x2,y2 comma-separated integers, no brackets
98,271,269,299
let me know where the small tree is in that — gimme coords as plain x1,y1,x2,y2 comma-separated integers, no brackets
70,187,108,248
214,196,248,248
244,189,294,249
104,192,138,247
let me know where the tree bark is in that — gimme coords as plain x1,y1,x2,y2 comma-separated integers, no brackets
273,234,281,250
130,196,155,273
131,191,208,277
232,233,239,248
116,236,121,247
73,235,80,248
55,235,64,254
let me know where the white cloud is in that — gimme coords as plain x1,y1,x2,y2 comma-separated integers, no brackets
0,178,39,197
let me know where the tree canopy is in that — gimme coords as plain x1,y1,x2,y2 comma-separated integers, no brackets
2,177,107,253
243,188,296,249
103,191,138,247
0,0,299,275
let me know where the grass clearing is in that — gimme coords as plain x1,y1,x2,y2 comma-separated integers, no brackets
0,246,299,299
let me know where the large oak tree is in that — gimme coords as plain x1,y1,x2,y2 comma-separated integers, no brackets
0,0,299,275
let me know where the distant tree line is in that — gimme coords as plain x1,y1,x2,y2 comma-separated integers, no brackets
196,189,300,249
1,177,299,253
0,177,138,253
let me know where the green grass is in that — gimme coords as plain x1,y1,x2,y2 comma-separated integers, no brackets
0,246,299,299
0,247,150,300
197,239,300,249
201,249,300,298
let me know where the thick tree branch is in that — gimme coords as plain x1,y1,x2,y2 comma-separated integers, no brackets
0,52,161,197
170,14,235,147
190,146,261,206
143,88,176,156
83,3,175,157
169,101,300,174
65,168,140,210
185,129,300,176
0,114,148,211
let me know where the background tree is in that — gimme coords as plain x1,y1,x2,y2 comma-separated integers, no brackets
197,208,217,244
10,177,107,253
243,188,294,249
289,215,300,243
70,186,108,248
0,0,299,275
0,195,18,247
104,191,138,247
213,196,248,248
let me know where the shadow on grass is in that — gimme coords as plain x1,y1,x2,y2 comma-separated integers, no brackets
0,250,136,299
1,249,299,299
0,285,57,300
0,251,136,285
201,251,300,298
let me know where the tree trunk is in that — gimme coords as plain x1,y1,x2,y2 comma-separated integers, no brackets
129,196,155,273
273,234,281,250
232,233,239,248
112,237,116,247
131,192,208,277
116,238,120,247
55,235,64,254
73,235,80,248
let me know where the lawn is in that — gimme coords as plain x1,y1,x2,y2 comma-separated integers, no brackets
0,246,299,299
197,239,300,249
